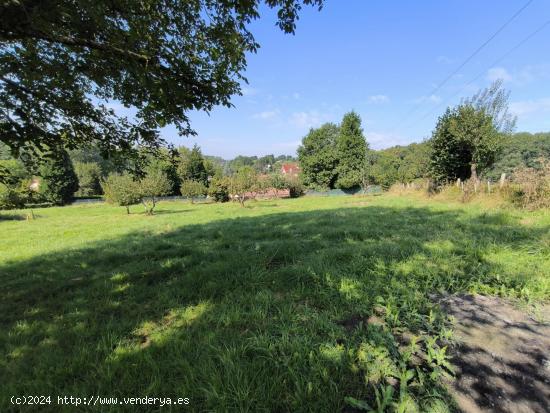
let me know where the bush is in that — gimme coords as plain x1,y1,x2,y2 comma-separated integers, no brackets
507,159,550,209
181,179,207,203
101,174,141,214
74,161,103,197
0,182,27,210
207,176,230,202
285,176,305,198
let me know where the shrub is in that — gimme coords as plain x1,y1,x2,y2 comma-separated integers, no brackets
181,179,207,203
101,174,141,214
285,176,305,198
207,176,230,202
507,158,550,209
74,161,103,197
0,182,27,210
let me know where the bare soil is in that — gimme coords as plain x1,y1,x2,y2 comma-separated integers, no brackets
438,294,550,413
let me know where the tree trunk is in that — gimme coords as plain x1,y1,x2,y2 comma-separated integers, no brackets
470,163,478,182
126,206,130,214
150,197,156,214
471,163,479,193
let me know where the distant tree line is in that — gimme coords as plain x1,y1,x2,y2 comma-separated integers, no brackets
297,81,548,191
0,139,302,211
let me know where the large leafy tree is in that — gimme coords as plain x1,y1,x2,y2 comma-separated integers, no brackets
429,81,514,183
297,123,339,189
429,105,500,183
0,0,323,170
335,111,368,189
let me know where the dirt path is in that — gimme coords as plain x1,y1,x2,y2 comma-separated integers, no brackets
438,294,550,413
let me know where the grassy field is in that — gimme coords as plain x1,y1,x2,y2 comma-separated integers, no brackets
1,195,549,412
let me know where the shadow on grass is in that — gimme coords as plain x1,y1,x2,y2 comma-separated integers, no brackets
0,212,26,221
1,205,548,412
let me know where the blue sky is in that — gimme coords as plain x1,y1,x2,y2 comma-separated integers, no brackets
163,0,550,158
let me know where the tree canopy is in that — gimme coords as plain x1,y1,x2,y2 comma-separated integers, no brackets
297,123,339,189
335,111,368,189
0,0,323,163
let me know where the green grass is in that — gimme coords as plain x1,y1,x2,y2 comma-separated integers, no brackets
1,195,549,412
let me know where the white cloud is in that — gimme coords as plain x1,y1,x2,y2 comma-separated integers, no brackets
487,67,513,82
367,94,390,104
252,109,280,120
290,110,332,129
366,131,412,149
413,95,441,104
292,92,301,100
510,98,550,116
486,64,550,85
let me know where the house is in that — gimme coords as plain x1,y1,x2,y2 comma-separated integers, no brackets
280,162,300,177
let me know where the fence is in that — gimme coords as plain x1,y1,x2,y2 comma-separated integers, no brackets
304,186,382,197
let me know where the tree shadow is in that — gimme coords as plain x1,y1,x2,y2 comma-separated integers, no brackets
439,294,550,413
1,204,548,412
0,213,26,221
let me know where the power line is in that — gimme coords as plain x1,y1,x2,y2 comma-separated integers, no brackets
407,19,550,129
400,0,534,123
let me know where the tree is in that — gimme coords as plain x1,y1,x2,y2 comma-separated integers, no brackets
364,151,400,189
297,123,339,189
101,174,141,214
146,148,180,195
177,145,209,187
208,176,230,202
1,0,323,165
181,180,207,204
74,161,102,197
429,105,501,183
229,166,258,206
139,169,172,214
335,111,368,189
39,148,79,205
485,132,550,180
462,79,516,135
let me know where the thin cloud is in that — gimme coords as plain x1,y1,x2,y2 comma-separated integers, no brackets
252,109,280,120
241,87,259,96
487,67,513,82
510,98,550,116
436,55,454,64
368,95,390,104
412,95,442,104
290,110,332,129
367,131,412,149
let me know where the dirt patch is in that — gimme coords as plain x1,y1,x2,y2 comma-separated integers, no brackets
438,294,550,413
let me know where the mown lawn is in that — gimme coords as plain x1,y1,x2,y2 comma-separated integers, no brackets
1,195,549,412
